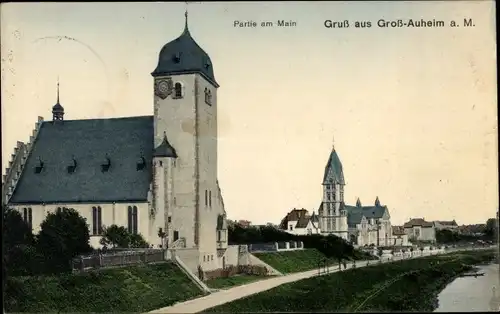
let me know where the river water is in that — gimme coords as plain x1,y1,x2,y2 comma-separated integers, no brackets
435,263,500,312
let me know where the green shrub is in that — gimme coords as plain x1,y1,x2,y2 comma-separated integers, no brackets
229,225,372,261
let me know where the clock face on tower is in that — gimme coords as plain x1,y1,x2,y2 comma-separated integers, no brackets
155,78,174,99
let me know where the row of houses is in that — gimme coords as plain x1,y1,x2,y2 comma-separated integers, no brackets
276,210,463,247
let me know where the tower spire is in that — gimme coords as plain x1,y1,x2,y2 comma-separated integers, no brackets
52,76,65,122
332,135,335,150
56,76,60,104
184,2,189,33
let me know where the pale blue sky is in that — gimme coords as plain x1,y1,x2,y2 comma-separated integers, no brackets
1,1,497,225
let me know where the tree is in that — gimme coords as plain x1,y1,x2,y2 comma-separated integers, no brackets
2,206,39,276
485,218,496,239
37,207,92,274
158,228,166,248
99,224,150,248
2,206,33,250
100,225,130,248
130,233,149,248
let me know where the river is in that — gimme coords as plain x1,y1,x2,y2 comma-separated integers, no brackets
435,263,500,312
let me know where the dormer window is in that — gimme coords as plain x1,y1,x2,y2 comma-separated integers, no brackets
137,156,146,171
174,82,183,99
34,158,44,174
172,53,181,63
101,156,111,172
204,61,211,70
67,157,77,174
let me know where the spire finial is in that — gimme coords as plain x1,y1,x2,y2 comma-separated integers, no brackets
57,76,60,104
332,134,335,150
184,2,189,32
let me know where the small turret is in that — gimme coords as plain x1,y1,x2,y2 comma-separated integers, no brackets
375,196,380,207
356,198,362,208
52,79,64,121
154,132,178,158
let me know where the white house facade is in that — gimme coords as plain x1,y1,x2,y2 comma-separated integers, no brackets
392,226,409,246
279,208,321,235
2,14,229,271
403,218,436,243
345,197,394,247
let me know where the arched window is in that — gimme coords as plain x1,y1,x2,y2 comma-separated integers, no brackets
128,206,138,234
207,90,212,105
23,207,32,229
205,89,212,106
174,82,183,99
92,206,103,235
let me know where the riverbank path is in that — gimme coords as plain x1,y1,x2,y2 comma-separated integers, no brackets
148,247,492,314
149,258,389,313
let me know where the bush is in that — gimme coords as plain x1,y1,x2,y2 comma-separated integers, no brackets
100,225,150,248
229,225,368,260
203,265,268,281
2,206,36,277
37,207,92,274
4,244,44,276
238,265,268,276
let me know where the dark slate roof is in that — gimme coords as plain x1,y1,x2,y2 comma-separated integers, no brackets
404,218,433,228
345,204,387,227
322,148,345,185
295,216,310,228
154,133,177,158
151,19,218,87
9,116,156,204
279,208,309,229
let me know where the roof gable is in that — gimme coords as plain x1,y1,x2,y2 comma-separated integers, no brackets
10,116,154,204
295,216,311,228
345,204,387,227
322,149,345,185
404,218,434,228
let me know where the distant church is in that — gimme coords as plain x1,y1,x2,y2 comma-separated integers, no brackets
318,143,394,246
2,13,229,271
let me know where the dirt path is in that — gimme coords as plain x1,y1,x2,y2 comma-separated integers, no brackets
148,248,491,313
148,260,370,313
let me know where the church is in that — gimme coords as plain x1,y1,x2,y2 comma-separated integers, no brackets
317,144,394,247
2,13,229,271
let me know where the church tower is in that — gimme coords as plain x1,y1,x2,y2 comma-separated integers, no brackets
319,138,348,240
151,11,220,263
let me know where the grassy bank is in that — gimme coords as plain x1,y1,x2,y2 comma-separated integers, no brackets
5,262,204,312
205,250,494,313
206,274,272,289
253,248,373,274
254,249,337,273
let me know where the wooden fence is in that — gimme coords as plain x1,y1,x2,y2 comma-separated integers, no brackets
72,249,165,272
